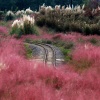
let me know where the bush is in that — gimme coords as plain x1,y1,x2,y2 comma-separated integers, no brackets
0,11,4,20
35,4,100,35
10,15,38,38
5,11,15,21
83,24,92,35
25,7,33,15
91,24,100,35
36,15,46,27
69,22,83,33
15,10,25,17
89,38,98,45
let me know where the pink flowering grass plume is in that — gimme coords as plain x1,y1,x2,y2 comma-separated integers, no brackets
0,38,24,58
40,33,53,40
0,60,100,100
59,32,82,42
0,26,9,39
0,26,8,34
20,32,53,42
0,32,100,99
71,44,100,70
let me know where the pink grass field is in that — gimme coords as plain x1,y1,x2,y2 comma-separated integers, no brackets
0,26,100,100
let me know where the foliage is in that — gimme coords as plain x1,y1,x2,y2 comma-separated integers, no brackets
15,10,25,17
0,36,100,100
0,0,84,11
25,7,33,15
24,34,74,62
0,11,4,20
24,43,33,58
0,26,100,99
0,26,8,34
5,11,15,21
36,4,100,35
10,15,38,38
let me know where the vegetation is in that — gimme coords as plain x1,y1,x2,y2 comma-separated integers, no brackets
10,15,38,37
0,0,99,11
0,1,100,99
0,0,85,11
0,27,100,99
24,43,33,58
25,32,75,62
5,11,15,21
36,4,100,35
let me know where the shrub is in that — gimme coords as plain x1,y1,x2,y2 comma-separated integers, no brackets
24,43,33,58
15,10,25,17
36,15,46,27
5,11,15,21
0,11,4,20
91,24,100,35
83,24,92,35
25,7,33,15
69,22,83,33
35,4,100,35
89,38,98,45
10,15,38,37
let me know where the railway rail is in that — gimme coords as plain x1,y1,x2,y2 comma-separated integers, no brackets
25,43,64,67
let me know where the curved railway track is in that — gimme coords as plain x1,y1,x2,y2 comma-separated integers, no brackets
36,43,56,67
25,43,64,67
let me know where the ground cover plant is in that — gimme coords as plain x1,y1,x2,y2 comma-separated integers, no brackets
0,4,100,100
0,30,100,100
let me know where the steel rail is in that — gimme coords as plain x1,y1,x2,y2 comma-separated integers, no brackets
25,43,57,67
35,43,56,67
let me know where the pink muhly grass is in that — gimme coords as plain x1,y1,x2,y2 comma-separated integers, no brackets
0,60,100,99
56,33,82,42
39,33,53,40
0,34,100,99
0,62,79,100
0,38,25,69
21,34,39,41
71,44,100,70
60,67,100,100
0,26,8,34
0,39,23,58
20,33,53,42
82,35,100,41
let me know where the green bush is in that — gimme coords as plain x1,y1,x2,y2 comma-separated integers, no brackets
10,15,38,38
83,24,92,35
35,6,100,35
36,15,45,27
24,43,33,58
89,38,98,45
0,11,4,20
91,24,100,35
69,22,83,33
5,11,15,21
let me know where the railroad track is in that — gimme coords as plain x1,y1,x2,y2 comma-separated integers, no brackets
25,43,64,67
36,43,56,67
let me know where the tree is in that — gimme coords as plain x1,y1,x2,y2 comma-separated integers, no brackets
0,0,87,11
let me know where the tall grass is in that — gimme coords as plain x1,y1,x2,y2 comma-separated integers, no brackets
35,4,100,35
0,32,100,99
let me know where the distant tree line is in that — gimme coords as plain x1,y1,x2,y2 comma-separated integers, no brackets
0,0,84,11
0,0,99,11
